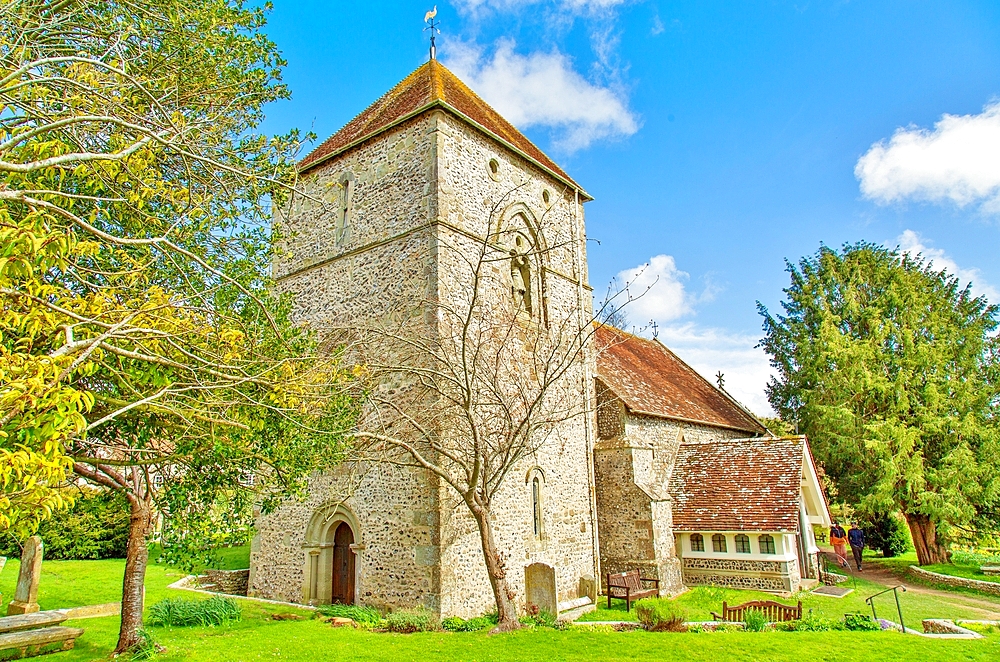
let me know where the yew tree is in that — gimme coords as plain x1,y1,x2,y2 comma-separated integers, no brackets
759,243,1000,565
1,0,355,653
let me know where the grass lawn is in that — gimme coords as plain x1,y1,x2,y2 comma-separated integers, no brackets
147,544,251,572
580,572,999,631
870,552,1000,585
2,557,1000,661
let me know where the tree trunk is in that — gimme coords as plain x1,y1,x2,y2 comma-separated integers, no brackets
469,502,521,632
115,498,152,654
904,512,951,566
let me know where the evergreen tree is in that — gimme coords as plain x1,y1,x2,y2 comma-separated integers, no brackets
759,243,1000,565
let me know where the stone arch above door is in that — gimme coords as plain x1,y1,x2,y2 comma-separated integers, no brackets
302,502,363,604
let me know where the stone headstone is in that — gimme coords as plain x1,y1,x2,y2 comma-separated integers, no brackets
0,556,6,575
578,575,597,604
6,536,43,615
524,562,557,616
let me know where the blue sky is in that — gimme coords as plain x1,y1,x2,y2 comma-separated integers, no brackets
260,1,1000,414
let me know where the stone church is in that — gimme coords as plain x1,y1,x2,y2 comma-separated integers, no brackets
248,57,830,618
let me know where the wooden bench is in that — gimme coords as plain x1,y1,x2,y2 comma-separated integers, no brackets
606,569,659,611
711,600,803,623
0,626,84,659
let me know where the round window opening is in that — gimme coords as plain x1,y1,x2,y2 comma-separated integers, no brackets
489,159,499,175
542,189,551,205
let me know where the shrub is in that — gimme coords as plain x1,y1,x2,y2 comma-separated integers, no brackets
146,596,242,627
843,613,881,631
860,513,911,558
0,489,129,560
384,608,435,633
743,609,768,632
316,604,382,626
442,615,493,632
520,604,558,628
774,612,839,632
634,598,688,632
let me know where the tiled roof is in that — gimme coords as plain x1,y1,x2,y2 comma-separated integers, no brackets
594,325,766,433
298,60,586,194
668,437,805,532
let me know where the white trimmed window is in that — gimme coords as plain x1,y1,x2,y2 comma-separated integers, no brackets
735,534,751,554
690,533,705,552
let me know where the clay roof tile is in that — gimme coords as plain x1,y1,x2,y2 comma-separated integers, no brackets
298,60,586,195
594,325,766,433
668,437,806,532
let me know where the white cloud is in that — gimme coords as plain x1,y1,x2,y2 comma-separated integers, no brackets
445,39,639,151
856,101,1000,213
650,14,665,35
656,324,774,417
613,254,694,322
606,255,775,416
896,230,999,302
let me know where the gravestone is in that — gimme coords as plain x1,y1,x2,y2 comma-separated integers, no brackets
524,562,557,616
6,536,43,615
578,575,597,604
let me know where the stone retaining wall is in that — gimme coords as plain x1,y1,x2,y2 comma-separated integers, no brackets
200,569,250,596
909,566,1000,596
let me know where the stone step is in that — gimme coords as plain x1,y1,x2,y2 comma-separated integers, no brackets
0,626,85,656
0,612,67,635
558,596,593,613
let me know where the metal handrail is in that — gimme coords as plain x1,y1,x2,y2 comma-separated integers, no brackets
865,585,907,633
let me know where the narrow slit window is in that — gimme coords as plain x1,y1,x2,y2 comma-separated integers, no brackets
532,476,542,538
690,533,705,552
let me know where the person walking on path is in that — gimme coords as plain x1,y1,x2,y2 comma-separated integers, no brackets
848,523,866,571
830,522,849,568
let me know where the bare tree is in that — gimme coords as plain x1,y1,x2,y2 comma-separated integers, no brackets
332,193,633,632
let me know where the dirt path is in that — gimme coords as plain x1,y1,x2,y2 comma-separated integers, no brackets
824,553,1000,620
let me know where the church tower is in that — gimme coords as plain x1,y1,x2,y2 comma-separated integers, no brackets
249,59,601,618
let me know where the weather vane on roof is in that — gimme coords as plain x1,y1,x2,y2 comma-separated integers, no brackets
424,6,440,61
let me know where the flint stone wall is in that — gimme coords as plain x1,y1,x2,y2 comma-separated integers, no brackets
433,112,598,618
909,566,1000,597
593,413,746,595
200,569,250,596
681,557,794,592
253,108,599,619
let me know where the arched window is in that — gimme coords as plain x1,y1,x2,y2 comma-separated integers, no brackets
690,533,705,552
758,534,776,555
712,534,727,553
531,476,542,538
735,534,751,554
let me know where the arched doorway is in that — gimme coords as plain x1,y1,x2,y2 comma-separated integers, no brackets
302,503,362,605
331,522,355,604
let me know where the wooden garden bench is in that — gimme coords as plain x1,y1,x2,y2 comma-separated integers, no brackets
606,569,659,611
0,626,84,658
711,600,802,623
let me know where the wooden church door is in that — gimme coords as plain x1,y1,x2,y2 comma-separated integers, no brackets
331,522,355,604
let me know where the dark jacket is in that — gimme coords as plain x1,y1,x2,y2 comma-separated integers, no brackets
848,527,865,548
830,525,846,541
